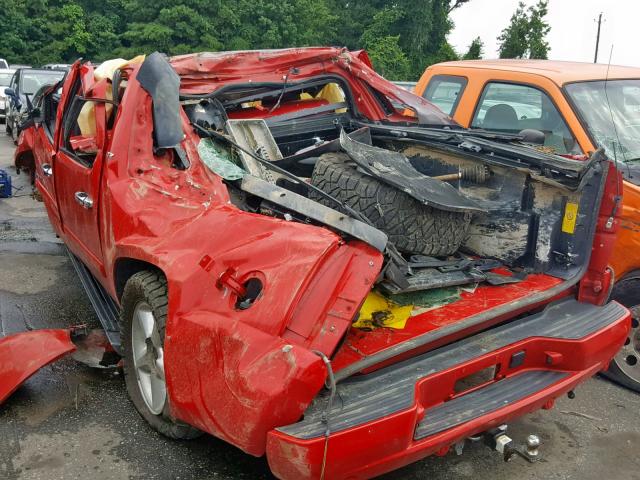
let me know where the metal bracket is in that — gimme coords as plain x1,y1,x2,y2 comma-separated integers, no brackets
217,268,247,297
552,250,579,268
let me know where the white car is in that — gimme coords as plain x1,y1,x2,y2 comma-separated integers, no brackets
0,68,16,123
0,59,8,69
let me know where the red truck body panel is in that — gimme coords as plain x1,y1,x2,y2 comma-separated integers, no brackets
12,48,629,479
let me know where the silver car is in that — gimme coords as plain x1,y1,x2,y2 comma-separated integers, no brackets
4,68,65,142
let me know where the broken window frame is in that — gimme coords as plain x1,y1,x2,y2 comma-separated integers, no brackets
59,78,111,169
181,74,361,121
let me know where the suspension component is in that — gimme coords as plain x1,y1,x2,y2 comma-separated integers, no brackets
433,165,491,184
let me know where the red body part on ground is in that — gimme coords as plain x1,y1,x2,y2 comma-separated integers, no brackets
0,329,76,404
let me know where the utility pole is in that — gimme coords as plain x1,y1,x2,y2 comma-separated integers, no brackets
594,12,603,63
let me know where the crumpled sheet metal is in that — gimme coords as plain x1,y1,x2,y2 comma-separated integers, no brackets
0,329,76,404
339,129,485,213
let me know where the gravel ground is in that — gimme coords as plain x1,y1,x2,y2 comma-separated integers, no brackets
0,131,639,480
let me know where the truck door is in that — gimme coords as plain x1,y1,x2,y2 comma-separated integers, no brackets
53,77,108,272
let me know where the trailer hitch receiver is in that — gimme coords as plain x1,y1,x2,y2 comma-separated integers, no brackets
484,425,542,463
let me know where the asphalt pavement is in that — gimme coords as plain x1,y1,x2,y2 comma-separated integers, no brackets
0,130,639,480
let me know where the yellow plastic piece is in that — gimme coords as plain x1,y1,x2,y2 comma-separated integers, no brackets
317,83,347,113
353,291,413,330
316,83,344,103
562,202,579,234
78,55,146,137
77,102,98,138
298,83,347,113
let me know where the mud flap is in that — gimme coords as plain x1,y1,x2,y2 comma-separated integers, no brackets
0,329,76,404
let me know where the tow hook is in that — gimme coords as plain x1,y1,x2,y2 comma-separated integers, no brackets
483,425,541,463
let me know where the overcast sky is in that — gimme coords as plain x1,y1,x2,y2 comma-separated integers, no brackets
449,0,639,66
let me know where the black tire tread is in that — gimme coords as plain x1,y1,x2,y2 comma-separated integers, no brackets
603,276,640,392
120,270,202,440
310,153,471,256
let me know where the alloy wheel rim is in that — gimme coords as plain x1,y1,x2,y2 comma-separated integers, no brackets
614,305,640,383
131,301,167,415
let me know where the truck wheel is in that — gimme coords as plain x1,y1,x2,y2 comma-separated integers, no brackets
604,274,640,392
120,271,201,439
310,152,472,256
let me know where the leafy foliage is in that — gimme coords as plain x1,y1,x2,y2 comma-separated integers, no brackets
463,36,484,60
527,0,550,59
360,7,410,80
498,0,550,59
0,0,477,80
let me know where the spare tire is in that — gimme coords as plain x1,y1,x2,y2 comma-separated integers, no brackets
310,153,472,256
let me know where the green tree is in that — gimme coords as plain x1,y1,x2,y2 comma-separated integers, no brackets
0,0,472,74
498,0,550,59
497,1,529,58
328,0,389,50
229,0,337,50
331,0,470,78
463,36,484,60
527,0,550,59
392,0,469,77
40,3,92,62
118,2,222,57
360,7,410,79
0,0,50,64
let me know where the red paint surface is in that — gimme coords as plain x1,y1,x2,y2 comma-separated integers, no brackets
170,48,456,125
14,48,628,478
227,99,330,120
0,329,76,404
578,164,623,305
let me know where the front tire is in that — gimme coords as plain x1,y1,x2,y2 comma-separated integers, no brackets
121,271,201,439
604,274,640,392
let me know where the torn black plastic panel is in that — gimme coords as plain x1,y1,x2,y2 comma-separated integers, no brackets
137,52,183,149
339,129,485,214
240,174,388,253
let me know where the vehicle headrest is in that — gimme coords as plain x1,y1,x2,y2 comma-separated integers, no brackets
22,78,40,95
483,103,518,131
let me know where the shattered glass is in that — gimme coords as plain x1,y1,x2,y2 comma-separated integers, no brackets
198,138,245,180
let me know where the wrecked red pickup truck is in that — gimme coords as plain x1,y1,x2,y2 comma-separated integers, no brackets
12,48,629,479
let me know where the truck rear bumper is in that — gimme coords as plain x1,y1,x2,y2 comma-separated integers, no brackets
266,298,630,480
